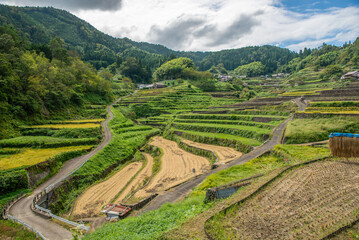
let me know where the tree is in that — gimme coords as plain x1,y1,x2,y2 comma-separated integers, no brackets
50,37,69,63
235,61,265,77
153,57,194,80
119,57,151,83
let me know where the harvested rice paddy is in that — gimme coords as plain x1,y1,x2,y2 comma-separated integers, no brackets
181,138,242,164
206,160,359,239
134,137,211,199
115,153,154,204
72,162,143,219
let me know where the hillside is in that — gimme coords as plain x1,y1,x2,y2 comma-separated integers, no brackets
0,25,113,139
0,5,297,74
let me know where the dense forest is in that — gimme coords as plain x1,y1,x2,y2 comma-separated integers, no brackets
0,25,112,138
197,45,298,72
0,4,298,75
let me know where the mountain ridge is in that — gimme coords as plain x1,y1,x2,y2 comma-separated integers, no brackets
0,4,297,72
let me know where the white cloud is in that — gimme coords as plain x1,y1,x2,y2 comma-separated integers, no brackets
1,0,359,51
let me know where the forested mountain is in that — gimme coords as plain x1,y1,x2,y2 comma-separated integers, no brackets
198,45,298,72
0,4,167,70
0,4,298,74
279,39,359,83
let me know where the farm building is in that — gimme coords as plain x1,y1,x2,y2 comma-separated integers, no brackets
341,71,359,80
138,83,167,89
329,132,359,158
101,204,131,220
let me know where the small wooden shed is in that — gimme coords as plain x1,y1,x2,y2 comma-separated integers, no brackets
101,204,131,220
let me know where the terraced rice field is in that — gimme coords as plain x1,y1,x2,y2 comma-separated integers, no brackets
115,153,154,204
0,145,93,170
134,136,211,199
72,162,143,219
181,139,242,164
29,123,100,129
206,160,359,239
63,119,105,123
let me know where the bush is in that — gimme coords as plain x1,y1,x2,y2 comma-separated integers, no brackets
0,170,28,195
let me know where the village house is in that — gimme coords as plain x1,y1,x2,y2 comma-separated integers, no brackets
341,71,359,80
218,74,233,82
138,83,167,89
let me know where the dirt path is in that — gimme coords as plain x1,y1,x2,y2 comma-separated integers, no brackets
141,116,293,213
115,153,154,204
72,162,142,219
9,93,135,240
181,138,242,163
134,137,211,199
207,160,359,239
293,98,307,111
296,140,329,146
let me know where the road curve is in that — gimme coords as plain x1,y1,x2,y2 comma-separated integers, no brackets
141,116,293,213
9,94,131,240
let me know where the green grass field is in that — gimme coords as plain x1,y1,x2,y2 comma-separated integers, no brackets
285,117,359,144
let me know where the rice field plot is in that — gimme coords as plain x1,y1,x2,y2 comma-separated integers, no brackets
206,160,359,239
172,129,262,146
72,162,143,219
177,114,286,122
173,119,275,129
181,138,242,164
133,136,211,200
0,145,93,170
29,123,100,129
115,153,154,204
172,122,270,142
62,119,105,123
0,136,98,148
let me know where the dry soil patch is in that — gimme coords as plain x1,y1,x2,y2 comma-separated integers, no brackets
134,136,210,199
72,162,142,218
115,153,154,204
181,138,242,163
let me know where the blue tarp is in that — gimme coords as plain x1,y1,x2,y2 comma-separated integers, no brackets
330,132,358,138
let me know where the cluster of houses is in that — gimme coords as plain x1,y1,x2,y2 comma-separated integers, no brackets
270,73,290,79
217,73,291,82
218,74,233,82
138,82,167,90
341,71,359,80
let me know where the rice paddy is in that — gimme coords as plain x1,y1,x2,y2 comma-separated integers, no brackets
29,123,100,129
0,145,93,170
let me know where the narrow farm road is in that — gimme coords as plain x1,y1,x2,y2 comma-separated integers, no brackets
9,93,133,240
141,116,293,213
293,98,306,111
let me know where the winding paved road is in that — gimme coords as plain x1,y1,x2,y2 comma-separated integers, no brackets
9,95,127,240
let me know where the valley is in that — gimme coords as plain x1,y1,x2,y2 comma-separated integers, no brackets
0,3,359,240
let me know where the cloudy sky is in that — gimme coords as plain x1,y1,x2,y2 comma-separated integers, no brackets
1,0,359,51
